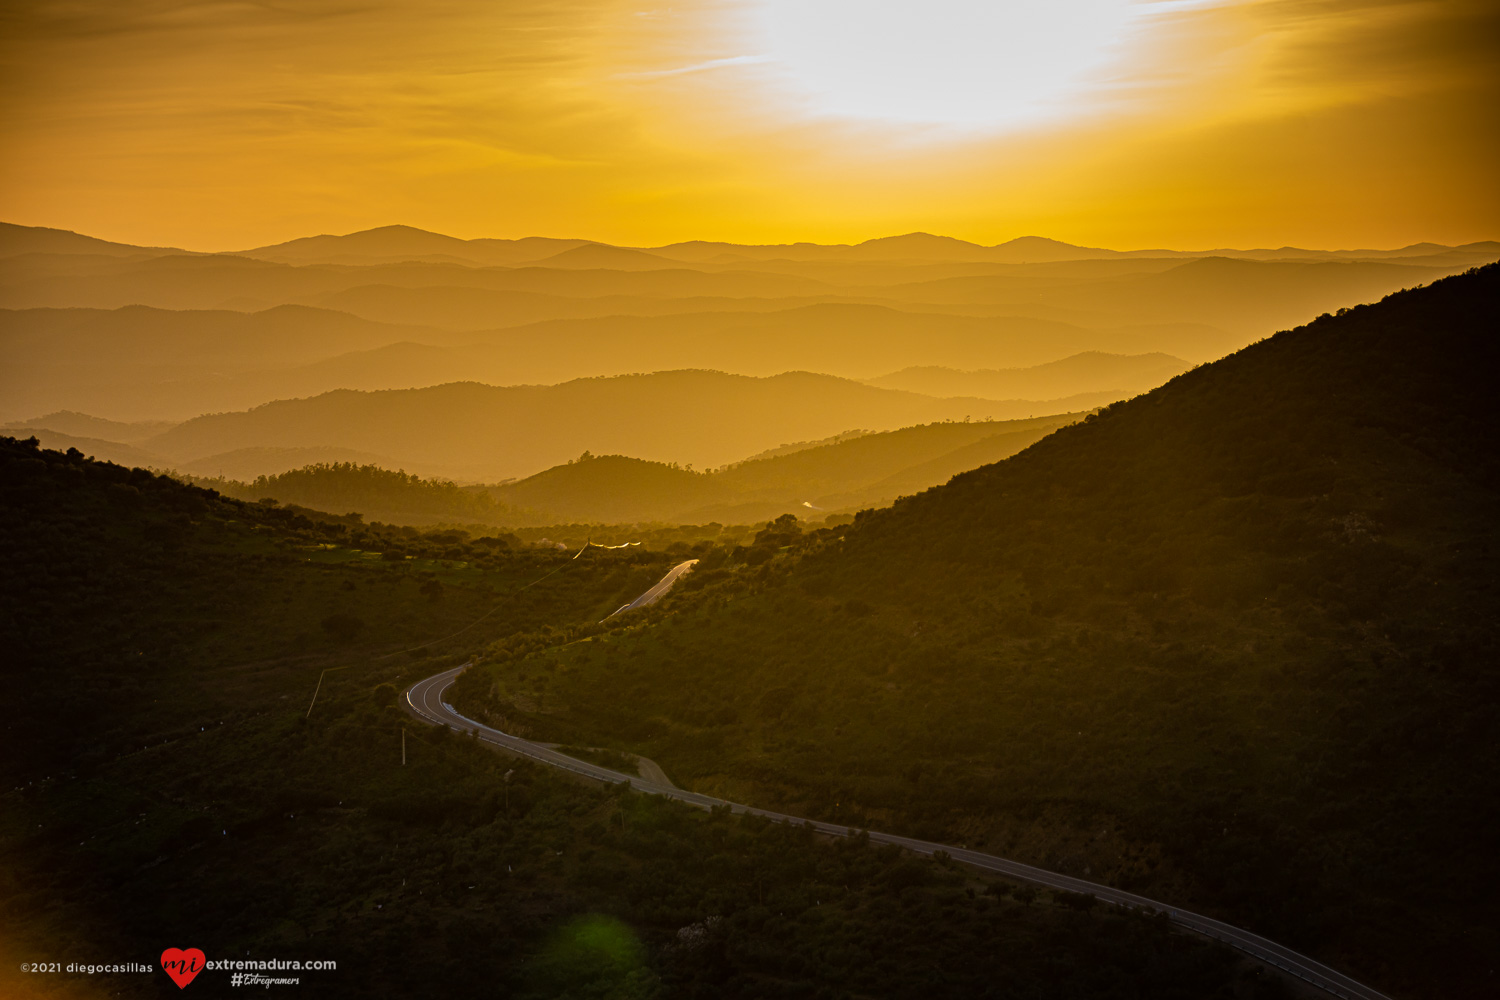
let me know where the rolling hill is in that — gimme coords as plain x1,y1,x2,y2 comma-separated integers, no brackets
140,371,1078,482
7,409,176,442
471,415,1082,525
532,244,680,270
0,221,194,258
203,462,531,526
0,427,169,470
485,455,726,525
235,224,596,266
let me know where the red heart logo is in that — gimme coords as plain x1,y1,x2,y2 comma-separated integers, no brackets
160,948,206,989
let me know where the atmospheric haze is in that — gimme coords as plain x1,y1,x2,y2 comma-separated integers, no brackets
4,221,1493,483
3,4,1498,1000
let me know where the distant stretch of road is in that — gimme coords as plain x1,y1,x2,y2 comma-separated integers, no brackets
404,567,1392,1000
602,558,697,620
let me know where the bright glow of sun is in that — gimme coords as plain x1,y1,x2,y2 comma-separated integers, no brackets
745,0,1143,130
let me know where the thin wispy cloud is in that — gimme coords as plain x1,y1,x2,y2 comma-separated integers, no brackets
618,54,774,79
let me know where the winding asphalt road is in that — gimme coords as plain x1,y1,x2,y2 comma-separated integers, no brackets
404,568,1392,1000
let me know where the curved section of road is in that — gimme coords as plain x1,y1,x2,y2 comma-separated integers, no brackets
405,666,1391,1000
403,566,1391,1000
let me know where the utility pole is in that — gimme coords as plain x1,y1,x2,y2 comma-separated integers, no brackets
504,769,514,818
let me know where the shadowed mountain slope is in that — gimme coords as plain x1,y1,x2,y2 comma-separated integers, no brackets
453,266,1500,998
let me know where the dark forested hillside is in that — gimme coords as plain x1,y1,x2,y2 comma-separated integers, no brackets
452,266,1500,998
0,436,1278,999
0,436,661,787
201,462,532,527
486,453,728,525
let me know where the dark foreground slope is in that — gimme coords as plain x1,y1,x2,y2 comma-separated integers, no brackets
0,438,1279,1000
454,266,1500,998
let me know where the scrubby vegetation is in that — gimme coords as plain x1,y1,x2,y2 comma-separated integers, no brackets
1,436,1278,999
451,266,1500,999
0,434,684,791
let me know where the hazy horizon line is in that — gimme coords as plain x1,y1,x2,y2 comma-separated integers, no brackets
6,219,1496,258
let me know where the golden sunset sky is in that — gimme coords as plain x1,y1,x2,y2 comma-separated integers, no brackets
2,1,1495,250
